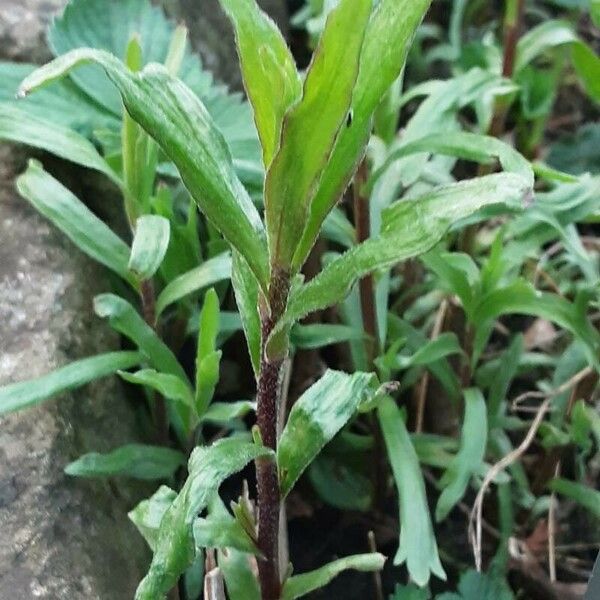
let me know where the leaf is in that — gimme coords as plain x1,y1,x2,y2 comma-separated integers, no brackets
135,438,271,599
194,517,258,555
0,351,142,415
0,103,119,184
265,0,372,270
487,335,523,420
231,250,261,377
435,389,487,522
548,478,600,519
547,124,600,175
292,0,433,268
268,173,530,358
118,369,194,407
19,49,269,291
16,160,133,284
219,548,261,600
129,485,177,551
281,553,385,600
571,41,600,102
389,333,464,370
389,583,431,600
377,396,445,586
437,569,513,600
290,323,365,350
277,370,377,498
218,0,301,168
200,401,256,424
94,294,189,383
156,252,232,316
129,215,171,280
65,444,185,480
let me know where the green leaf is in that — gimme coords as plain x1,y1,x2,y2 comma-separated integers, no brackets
389,583,431,600
218,0,301,168
277,370,377,498
16,160,133,284
0,103,120,185
435,389,487,522
129,216,171,280
19,49,269,291
293,0,433,268
377,396,445,586
281,553,385,600
269,173,530,358
231,250,261,377
94,294,189,383
265,0,372,270
65,444,185,480
487,335,523,420
387,333,463,371
0,351,142,415
129,485,177,551
118,369,194,407
156,252,232,316
290,323,365,350
592,0,600,27
135,438,271,599
436,568,513,600
194,516,258,555
200,400,256,424
571,41,600,102
219,548,261,600
548,478,600,519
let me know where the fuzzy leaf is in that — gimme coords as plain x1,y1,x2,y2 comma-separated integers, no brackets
129,215,170,280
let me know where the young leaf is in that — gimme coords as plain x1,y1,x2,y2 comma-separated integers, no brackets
135,438,271,599
16,160,134,285
118,369,194,407
129,485,177,551
293,0,433,268
65,444,185,480
435,389,487,522
548,478,600,519
277,370,377,498
156,252,232,316
268,173,530,358
218,0,302,167
0,351,142,415
281,553,386,600
378,396,445,586
18,49,269,291
94,293,189,383
265,0,372,269
129,215,171,280
0,104,120,185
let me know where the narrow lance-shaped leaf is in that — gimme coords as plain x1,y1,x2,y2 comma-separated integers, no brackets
16,161,134,285
129,485,177,552
135,438,271,600
0,351,142,415
268,173,530,358
435,389,487,522
118,369,194,408
218,0,302,167
0,103,120,185
378,396,445,586
265,0,372,269
281,554,386,600
293,0,433,268
65,444,186,480
200,400,256,424
548,478,600,519
18,49,269,291
194,516,258,555
156,252,232,316
129,215,171,280
277,370,377,498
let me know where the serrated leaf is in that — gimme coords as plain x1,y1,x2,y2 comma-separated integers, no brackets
128,216,170,280
129,485,177,551
156,252,232,316
135,438,271,600
277,370,377,498
0,351,141,415
218,0,302,168
293,0,433,268
16,160,133,284
435,389,487,522
268,173,530,358
548,478,600,519
377,396,445,586
281,553,385,600
65,444,185,480
118,369,194,407
265,0,372,269
0,104,119,184
19,49,269,291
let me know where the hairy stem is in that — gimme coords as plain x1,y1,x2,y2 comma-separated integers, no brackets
256,269,290,600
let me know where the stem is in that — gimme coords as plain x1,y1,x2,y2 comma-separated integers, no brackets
256,269,290,600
